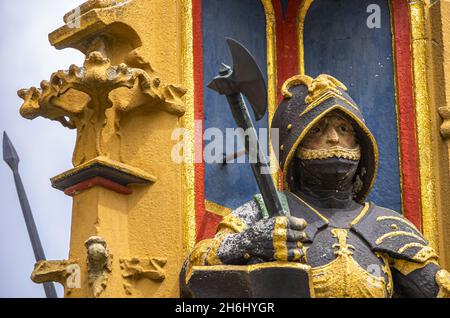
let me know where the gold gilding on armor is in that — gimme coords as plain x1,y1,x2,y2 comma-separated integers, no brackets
376,215,419,231
390,258,438,277
412,246,439,263
293,249,302,261
273,217,288,261
290,192,329,224
205,200,233,217
282,74,347,102
350,203,371,226
296,145,361,161
397,242,425,254
305,74,348,103
376,253,394,297
436,270,450,298
375,231,427,246
205,231,230,266
281,75,312,98
185,239,215,282
301,91,359,117
218,214,248,234
311,229,388,298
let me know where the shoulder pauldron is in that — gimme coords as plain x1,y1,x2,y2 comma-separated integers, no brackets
351,204,438,263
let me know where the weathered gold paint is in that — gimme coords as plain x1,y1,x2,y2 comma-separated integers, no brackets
261,0,279,188
409,0,440,254
273,217,288,261
312,229,389,298
179,0,197,258
297,0,314,75
205,200,233,217
428,0,450,270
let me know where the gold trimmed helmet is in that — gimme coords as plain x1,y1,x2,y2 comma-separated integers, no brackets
271,74,379,203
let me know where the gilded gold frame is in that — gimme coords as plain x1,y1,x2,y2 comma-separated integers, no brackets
408,0,439,252
261,0,279,188
181,0,196,254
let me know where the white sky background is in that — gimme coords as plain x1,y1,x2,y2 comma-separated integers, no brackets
0,0,85,297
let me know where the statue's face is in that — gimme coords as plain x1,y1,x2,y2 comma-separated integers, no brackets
301,111,358,150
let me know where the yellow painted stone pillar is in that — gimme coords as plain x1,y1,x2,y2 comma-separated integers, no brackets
19,0,195,297
429,0,450,270
412,0,450,270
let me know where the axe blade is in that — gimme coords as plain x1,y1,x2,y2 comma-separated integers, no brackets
226,38,267,121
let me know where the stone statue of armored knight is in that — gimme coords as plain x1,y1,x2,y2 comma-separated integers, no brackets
181,74,450,298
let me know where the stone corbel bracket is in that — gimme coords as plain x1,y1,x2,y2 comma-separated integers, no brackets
119,257,167,295
31,260,80,295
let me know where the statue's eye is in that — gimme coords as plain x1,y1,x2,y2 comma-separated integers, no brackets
339,125,352,133
310,127,321,134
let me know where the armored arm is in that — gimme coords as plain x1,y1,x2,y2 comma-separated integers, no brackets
184,198,307,273
352,204,450,298
186,200,263,270
389,257,450,298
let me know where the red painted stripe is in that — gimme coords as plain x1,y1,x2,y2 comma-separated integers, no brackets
391,1,422,229
64,176,132,196
193,0,206,242
272,0,302,190
196,211,223,242
273,0,301,104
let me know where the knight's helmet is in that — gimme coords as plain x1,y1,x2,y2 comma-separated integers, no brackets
271,74,379,203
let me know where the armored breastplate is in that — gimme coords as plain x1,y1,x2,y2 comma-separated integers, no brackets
284,192,394,298
308,228,391,298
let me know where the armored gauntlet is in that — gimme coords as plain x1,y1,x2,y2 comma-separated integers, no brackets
216,216,308,264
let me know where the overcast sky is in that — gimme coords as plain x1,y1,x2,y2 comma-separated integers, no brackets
0,0,85,298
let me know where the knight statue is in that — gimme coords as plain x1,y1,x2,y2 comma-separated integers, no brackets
181,74,450,298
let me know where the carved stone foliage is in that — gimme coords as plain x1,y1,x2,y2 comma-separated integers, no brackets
119,257,167,295
18,51,186,166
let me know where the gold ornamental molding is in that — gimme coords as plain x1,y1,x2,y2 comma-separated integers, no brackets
261,0,280,188
297,0,314,75
409,0,439,252
180,0,196,256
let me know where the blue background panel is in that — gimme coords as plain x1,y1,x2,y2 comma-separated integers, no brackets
304,0,402,212
202,0,268,209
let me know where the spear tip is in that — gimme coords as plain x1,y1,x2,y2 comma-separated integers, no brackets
2,131,19,171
